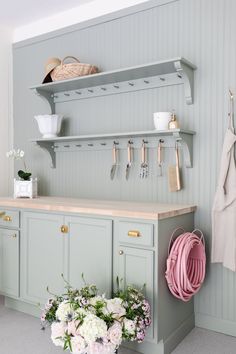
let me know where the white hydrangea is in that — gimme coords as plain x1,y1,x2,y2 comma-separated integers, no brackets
56,301,74,322
71,335,86,353
123,318,136,334
79,314,107,344
106,298,126,320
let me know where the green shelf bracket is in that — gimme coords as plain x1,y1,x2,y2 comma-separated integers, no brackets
35,141,56,168
32,88,55,114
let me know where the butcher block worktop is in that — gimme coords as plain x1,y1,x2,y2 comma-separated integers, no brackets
0,197,196,220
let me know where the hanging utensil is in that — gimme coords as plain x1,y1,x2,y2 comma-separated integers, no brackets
168,142,181,192
139,140,149,179
110,141,118,180
157,139,164,176
126,140,133,180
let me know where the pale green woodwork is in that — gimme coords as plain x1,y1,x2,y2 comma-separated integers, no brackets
21,212,66,304
0,209,20,228
118,220,154,247
65,216,113,295
0,229,19,297
118,246,154,341
0,205,195,354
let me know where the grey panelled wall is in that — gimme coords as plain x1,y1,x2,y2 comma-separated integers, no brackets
13,0,236,335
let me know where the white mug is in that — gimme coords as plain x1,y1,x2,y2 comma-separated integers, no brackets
153,112,172,131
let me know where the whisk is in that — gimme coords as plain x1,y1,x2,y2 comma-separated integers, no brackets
140,140,148,179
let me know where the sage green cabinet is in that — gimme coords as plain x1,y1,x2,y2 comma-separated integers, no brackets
65,216,112,295
117,246,154,340
21,212,112,304
21,212,66,304
0,229,19,297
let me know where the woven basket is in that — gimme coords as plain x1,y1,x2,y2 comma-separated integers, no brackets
51,56,99,82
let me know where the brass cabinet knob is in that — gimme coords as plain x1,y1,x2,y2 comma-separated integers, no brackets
3,215,12,222
128,230,141,238
12,234,17,238
60,225,68,233
119,250,124,255
0,211,6,218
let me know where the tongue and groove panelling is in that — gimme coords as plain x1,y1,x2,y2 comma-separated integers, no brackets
13,0,236,335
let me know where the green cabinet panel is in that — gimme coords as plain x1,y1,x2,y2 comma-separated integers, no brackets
0,229,19,297
117,246,154,339
65,216,112,296
21,212,66,304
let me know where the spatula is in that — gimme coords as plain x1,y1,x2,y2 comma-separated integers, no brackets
126,140,132,180
110,142,118,180
168,142,181,192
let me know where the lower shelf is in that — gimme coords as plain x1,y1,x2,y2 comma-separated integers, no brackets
31,129,195,169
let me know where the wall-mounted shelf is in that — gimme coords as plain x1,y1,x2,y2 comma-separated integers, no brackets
31,129,195,169
30,57,196,113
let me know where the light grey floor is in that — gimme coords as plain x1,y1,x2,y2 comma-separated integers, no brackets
1,298,236,354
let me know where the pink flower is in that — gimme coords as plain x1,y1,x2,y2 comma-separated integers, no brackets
107,323,122,346
71,335,86,353
123,319,136,335
106,298,126,320
87,342,116,354
51,322,66,347
67,320,80,336
136,329,145,342
87,342,104,353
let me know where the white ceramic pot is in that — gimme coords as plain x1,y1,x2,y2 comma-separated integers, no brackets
34,114,63,138
153,112,172,131
14,178,38,199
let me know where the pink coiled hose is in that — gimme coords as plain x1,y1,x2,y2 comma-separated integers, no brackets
165,228,206,302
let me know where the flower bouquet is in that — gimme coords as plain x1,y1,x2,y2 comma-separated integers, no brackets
41,277,151,354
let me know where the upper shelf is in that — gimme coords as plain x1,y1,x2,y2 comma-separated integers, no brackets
30,57,196,112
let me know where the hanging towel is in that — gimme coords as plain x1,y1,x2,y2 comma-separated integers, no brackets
212,111,236,271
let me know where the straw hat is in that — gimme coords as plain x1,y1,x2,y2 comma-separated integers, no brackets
42,57,61,83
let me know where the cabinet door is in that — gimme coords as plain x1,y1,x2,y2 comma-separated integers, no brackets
65,216,112,296
0,229,19,297
21,212,65,304
117,246,154,339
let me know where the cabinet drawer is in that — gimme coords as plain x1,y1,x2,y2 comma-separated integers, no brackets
0,209,19,228
118,221,154,247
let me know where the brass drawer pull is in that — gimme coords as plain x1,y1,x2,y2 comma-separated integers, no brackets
128,230,141,238
0,212,6,218
61,225,68,234
3,215,12,222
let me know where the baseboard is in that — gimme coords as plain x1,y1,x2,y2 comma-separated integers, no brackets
195,313,236,337
121,314,195,354
163,313,195,354
4,296,41,318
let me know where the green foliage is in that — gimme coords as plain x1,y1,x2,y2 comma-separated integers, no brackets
18,170,32,181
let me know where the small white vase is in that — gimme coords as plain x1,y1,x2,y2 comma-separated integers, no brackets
34,114,63,138
14,178,38,199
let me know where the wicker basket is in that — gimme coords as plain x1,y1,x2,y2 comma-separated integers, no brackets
51,56,99,82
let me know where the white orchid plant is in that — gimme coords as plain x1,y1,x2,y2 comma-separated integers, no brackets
6,149,32,181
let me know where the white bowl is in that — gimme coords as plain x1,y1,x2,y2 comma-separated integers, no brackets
34,114,63,138
153,112,172,131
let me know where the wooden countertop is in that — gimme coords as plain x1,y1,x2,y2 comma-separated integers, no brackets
0,197,196,220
